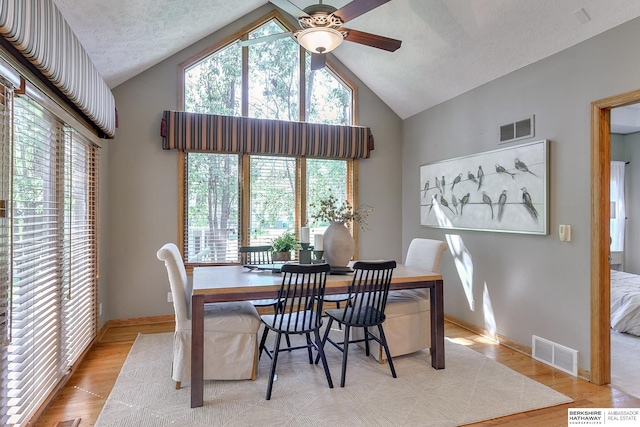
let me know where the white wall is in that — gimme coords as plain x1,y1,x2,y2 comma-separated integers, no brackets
105,5,403,320
402,17,640,372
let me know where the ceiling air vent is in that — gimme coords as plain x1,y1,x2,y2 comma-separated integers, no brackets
499,115,534,143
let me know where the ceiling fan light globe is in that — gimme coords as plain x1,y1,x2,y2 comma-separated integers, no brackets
297,27,343,54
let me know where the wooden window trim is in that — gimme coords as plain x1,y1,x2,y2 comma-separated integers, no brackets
178,9,361,270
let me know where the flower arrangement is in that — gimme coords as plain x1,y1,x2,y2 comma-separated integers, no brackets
310,194,372,229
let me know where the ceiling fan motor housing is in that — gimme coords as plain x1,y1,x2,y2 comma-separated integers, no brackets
300,4,343,29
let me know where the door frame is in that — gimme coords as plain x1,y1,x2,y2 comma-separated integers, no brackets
591,88,640,385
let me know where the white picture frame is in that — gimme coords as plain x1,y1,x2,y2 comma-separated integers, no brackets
420,139,549,235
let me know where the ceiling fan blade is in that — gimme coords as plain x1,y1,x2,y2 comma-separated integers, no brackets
238,31,294,47
269,0,310,19
310,53,326,70
333,0,391,23
343,28,402,52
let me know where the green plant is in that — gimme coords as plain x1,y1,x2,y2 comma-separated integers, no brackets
270,230,300,252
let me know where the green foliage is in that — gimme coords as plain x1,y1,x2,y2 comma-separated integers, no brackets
270,230,300,252
182,17,354,260
310,194,372,229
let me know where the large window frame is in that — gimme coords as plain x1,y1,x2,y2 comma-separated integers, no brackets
178,11,361,268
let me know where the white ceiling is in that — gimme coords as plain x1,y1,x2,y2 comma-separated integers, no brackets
611,104,640,135
52,0,640,121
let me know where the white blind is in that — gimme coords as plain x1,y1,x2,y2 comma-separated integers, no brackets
306,158,349,234
9,93,64,425
184,153,240,263
249,155,296,247
0,76,12,426
61,130,98,367
0,83,99,426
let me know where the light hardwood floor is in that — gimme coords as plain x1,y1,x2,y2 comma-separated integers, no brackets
33,321,640,426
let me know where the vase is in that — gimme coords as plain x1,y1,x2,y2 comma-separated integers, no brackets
322,221,355,267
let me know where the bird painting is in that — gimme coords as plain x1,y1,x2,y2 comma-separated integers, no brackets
451,173,462,191
440,195,455,214
451,194,459,214
422,180,429,198
441,175,446,194
495,163,515,179
435,176,442,194
497,190,507,221
467,171,478,186
428,194,437,214
460,193,470,215
482,191,493,219
521,187,538,220
477,166,484,191
515,158,538,177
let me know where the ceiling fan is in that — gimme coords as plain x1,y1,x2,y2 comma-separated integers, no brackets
240,0,402,70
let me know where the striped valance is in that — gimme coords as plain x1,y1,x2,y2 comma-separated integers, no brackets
161,111,373,159
0,0,116,138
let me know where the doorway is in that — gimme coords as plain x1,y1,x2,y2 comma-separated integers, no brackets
591,88,640,385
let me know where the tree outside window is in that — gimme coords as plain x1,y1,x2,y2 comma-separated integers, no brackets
181,14,356,264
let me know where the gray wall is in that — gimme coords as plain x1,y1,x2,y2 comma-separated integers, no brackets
103,5,403,321
402,17,640,371
611,133,626,162
624,133,640,274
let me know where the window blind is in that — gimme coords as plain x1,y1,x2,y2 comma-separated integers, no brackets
0,77,99,426
249,155,296,247
9,93,64,425
0,76,11,426
61,129,98,367
184,153,240,264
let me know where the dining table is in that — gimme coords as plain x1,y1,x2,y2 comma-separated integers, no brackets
190,263,444,408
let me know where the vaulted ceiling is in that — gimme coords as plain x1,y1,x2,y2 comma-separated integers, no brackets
52,0,640,120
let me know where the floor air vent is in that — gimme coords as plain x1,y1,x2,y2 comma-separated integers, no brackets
532,335,578,376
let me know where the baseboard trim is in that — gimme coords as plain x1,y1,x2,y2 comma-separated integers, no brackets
445,314,590,381
98,315,175,342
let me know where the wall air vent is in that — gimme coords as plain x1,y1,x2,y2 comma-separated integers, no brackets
499,115,534,143
532,335,578,376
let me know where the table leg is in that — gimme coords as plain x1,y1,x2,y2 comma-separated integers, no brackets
191,294,205,408
430,279,445,369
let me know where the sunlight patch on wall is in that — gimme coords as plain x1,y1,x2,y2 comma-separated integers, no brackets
432,200,475,310
483,282,497,336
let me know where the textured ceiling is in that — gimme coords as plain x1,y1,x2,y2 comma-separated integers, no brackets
52,0,640,120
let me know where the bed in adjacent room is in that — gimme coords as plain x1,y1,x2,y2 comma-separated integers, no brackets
611,270,640,336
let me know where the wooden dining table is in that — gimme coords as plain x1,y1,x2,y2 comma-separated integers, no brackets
190,264,444,408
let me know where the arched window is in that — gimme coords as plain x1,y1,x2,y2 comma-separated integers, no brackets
179,11,359,264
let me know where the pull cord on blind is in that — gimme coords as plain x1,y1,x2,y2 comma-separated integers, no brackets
0,72,99,427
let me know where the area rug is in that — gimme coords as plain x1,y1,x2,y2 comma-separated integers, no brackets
611,330,640,399
95,331,572,427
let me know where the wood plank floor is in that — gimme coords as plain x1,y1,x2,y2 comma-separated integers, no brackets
34,321,640,426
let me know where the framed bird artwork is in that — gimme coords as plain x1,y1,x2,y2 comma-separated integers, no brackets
419,139,549,235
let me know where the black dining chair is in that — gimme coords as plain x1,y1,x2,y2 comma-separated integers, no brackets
317,260,397,387
241,246,279,311
239,245,272,266
258,263,334,400
241,245,292,348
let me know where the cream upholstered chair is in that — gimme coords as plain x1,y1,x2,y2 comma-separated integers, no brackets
157,243,261,388
353,238,448,361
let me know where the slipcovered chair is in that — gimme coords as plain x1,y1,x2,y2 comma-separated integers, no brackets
157,243,261,389
353,238,448,361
